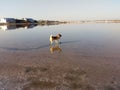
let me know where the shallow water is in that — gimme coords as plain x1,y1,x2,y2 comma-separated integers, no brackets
0,23,120,57
0,23,120,89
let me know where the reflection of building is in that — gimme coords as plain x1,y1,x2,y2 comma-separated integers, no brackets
0,25,16,30
0,18,16,23
50,44,62,54
0,24,38,31
24,24,38,29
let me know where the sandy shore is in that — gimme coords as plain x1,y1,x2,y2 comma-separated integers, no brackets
0,46,120,90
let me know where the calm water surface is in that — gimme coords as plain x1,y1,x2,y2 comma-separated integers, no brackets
0,23,120,58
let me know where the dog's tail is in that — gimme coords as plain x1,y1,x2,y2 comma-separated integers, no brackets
49,34,53,44
49,34,53,41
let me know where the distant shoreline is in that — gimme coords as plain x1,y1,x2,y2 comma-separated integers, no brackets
67,20,120,24
0,19,120,27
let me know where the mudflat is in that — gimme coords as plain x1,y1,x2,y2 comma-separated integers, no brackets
0,45,120,90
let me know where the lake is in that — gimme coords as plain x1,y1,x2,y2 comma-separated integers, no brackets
0,23,120,89
0,23,120,57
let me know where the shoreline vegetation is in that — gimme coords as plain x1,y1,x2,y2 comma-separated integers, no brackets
67,20,120,24
0,18,68,26
0,18,120,26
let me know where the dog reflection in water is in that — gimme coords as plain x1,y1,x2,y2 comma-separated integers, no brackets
50,44,62,54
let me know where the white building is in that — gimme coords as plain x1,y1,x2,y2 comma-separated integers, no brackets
0,18,16,23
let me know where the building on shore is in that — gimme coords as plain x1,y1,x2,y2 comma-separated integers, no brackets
0,18,38,24
0,18,16,23
22,18,37,23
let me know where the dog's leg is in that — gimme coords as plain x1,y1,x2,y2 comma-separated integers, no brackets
59,39,62,44
55,40,59,44
50,41,53,45
49,45,54,54
49,39,53,45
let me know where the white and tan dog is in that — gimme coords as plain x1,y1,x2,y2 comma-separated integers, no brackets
49,34,62,45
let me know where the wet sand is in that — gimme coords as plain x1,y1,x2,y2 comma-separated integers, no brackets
0,44,120,90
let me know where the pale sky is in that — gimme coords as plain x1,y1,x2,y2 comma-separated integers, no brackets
0,0,120,20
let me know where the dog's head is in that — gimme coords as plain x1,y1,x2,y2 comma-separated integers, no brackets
58,34,62,37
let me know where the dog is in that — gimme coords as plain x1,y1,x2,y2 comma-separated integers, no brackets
49,34,62,45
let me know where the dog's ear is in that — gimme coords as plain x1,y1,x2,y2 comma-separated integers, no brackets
58,34,62,37
60,34,62,37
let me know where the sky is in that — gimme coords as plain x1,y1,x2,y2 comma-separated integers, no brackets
0,0,120,20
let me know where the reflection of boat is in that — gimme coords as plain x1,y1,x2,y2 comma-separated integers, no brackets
0,24,38,31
